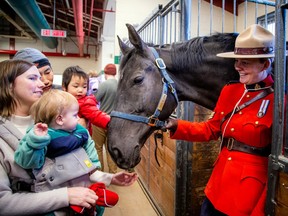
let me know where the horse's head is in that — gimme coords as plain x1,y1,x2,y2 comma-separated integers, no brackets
108,24,178,169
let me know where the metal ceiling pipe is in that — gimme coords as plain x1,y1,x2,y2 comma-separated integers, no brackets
5,0,58,49
86,0,95,53
72,0,84,56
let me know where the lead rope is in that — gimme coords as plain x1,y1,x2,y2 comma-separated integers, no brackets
154,130,164,167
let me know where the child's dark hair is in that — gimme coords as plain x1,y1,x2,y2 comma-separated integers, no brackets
62,65,89,89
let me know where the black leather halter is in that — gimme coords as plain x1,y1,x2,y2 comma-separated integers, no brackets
110,47,179,128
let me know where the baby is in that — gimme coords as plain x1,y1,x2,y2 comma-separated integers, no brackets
15,90,118,215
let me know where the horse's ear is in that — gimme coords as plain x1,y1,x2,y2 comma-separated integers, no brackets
126,23,148,51
117,35,131,55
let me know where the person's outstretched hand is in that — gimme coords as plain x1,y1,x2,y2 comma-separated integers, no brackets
164,118,178,133
111,171,138,186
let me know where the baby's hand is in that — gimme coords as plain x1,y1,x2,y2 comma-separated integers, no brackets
34,123,48,136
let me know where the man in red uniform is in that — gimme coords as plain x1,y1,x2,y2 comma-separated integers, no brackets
166,24,276,215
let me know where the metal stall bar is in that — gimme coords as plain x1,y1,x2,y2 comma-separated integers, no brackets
233,0,237,32
197,0,201,36
265,4,268,28
255,1,258,23
222,0,225,33
247,0,276,7
175,0,194,214
266,0,287,215
244,0,248,28
165,15,168,43
173,4,178,42
210,0,214,34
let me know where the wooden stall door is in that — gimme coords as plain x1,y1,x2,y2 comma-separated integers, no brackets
136,131,176,216
275,172,288,215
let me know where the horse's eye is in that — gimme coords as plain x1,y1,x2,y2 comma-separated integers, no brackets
134,76,144,84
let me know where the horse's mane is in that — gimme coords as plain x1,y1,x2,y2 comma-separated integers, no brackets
169,33,238,70
119,33,238,75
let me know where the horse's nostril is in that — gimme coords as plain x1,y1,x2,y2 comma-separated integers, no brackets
111,148,121,160
112,148,125,165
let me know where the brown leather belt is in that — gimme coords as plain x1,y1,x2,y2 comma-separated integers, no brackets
222,138,271,157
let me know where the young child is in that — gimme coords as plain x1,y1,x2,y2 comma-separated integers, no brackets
14,90,120,215
62,66,110,135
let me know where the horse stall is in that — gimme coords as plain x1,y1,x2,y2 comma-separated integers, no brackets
111,0,287,215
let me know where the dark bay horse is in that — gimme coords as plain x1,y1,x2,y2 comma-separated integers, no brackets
108,24,239,169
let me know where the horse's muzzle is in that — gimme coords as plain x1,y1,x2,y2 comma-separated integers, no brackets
109,145,141,169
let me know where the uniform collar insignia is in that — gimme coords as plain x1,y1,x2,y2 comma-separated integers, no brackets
246,74,274,90
246,81,266,90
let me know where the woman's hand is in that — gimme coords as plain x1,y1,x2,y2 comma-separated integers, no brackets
165,118,178,133
67,187,98,209
111,171,138,186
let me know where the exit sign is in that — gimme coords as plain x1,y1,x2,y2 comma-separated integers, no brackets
41,29,67,38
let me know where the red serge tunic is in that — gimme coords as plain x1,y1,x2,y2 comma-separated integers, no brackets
77,95,110,134
171,75,274,216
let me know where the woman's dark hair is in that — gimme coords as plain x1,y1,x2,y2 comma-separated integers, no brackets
0,59,34,118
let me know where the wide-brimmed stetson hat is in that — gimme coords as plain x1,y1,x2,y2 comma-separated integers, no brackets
217,24,275,58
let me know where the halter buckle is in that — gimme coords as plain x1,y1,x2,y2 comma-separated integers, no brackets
168,83,176,93
155,58,166,69
148,116,159,127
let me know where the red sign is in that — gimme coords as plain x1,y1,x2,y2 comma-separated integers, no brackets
41,29,67,38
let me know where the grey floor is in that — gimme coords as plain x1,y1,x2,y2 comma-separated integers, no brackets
104,180,159,216
102,150,159,216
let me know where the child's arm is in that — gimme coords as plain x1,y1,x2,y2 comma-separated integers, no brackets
14,123,51,169
79,95,110,129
